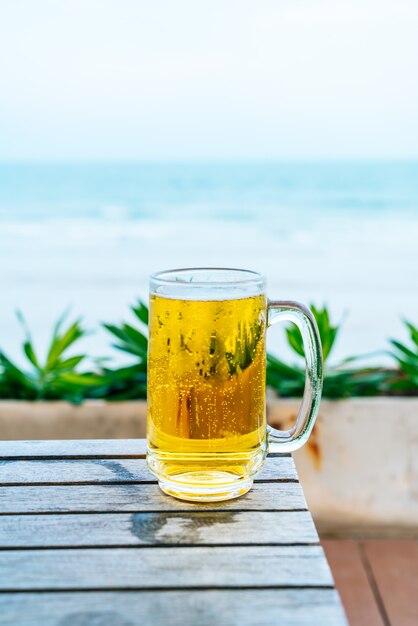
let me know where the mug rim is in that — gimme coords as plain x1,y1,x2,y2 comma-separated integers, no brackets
150,267,266,289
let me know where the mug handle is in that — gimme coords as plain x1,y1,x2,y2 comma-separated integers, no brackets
267,300,323,453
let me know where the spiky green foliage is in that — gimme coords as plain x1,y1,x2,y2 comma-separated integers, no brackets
285,304,339,362
0,300,416,402
266,304,393,399
388,321,418,394
0,312,101,402
100,300,148,400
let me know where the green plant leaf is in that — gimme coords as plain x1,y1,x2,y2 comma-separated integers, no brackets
0,352,38,398
405,321,418,347
285,303,340,363
16,311,41,371
104,321,148,359
122,324,148,351
53,355,85,371
58,372,104,386
267,353,304,377
103,323,127,342
46,320,85,368
132,301,149,326
285,327,305,357
93,364,147,400
23,341,40,370
388,320,418,392
390,340,417,360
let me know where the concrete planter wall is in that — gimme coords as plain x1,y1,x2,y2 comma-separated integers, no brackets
1,397,417,534
0,400,147,440
269,398,418,535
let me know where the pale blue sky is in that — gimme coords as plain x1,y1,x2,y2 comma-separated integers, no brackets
1,0,417,160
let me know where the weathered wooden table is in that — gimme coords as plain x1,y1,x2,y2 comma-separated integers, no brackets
0,439,347,625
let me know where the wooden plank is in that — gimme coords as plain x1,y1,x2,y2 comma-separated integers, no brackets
0,545,333,590
0,439,289,460
0,439,148,459
0,481,306,514
0,589,348,626
0,456,297,485
322,540,385,626
0,510,318,547
362,540,418,626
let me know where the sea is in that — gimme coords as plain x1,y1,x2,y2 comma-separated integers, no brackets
1,161,417,366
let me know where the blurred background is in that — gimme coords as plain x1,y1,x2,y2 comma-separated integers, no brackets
1,0,417,364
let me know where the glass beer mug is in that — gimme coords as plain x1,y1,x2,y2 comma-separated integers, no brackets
147,268,323,502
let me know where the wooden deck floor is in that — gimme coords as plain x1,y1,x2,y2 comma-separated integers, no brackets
322,540,418,626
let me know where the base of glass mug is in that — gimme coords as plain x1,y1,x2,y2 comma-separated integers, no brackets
147,443,265,502
157,472,254,502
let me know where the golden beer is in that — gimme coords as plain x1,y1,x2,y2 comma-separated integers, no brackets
147,294,267,500
147,268,323,503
